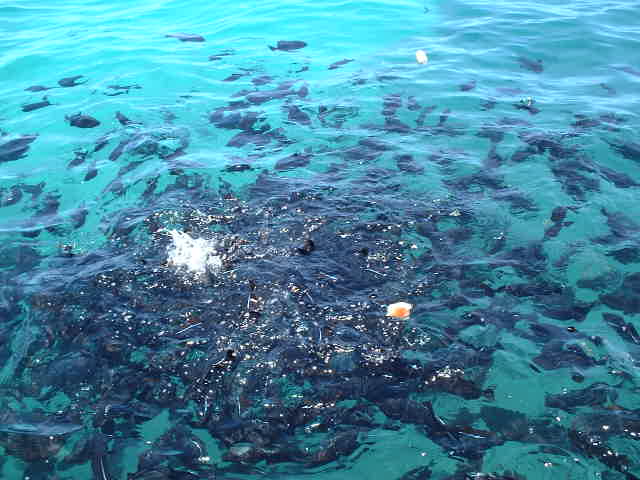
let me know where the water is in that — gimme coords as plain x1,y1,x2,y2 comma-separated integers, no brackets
1,0,640,479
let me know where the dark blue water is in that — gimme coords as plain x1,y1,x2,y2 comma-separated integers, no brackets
1,0,640,479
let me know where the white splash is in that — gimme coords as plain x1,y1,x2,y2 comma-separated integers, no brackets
165,229,222,279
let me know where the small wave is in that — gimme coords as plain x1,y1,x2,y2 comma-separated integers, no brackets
165,229,222,279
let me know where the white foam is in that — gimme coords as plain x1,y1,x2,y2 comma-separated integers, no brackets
165,229,222,279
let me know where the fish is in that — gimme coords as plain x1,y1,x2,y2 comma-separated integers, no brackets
606,138,640,163
406,96,421,111
274,151,312,171
395,154,424,174
58,75,86,87
24,85,52,92
481,98,497,110
165,33,205,42
0,186,23,207
513,99,540,115
104,84,141,96
67,149,88,168
516,56,543,73
328,58,354,70
0,135,37,163
224,163,253,172
107,84,141,90
208,49,234,61
115,111,136,126
285,105,311,126
223,73,246,82
459,79,476,91
269,40,307,51
66,113,100,128
251,75,272,86
21,97,51,112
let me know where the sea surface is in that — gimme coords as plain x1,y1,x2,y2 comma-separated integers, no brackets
1,0,640,479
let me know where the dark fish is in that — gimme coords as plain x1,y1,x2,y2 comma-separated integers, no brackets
275,151,312,171
223,73,245,82
603,312,640,345
601,272,640,314
208,49,233,61
296,238,315,255
606,246,640,264
19,181,45,199
165,33,205,42
25,85,51,92
107,84,141,90
382,93,402,117
269,40,307,51
93,133,110,153
68,149,88,168
459,79,476,91
483,145,503,169
0,186,22,207
437,108,450,126
84,165,98,181
251,75,272,86
0,135,37,163
599,165,639,188
395,154,424,174
245,82,303,105
286,105,311,126
550,206,568,222
70,207,88,229
606,138,640,163
21,97,51,112
406,96,421,111
58,75,86,87
569,428,635,476
517,56,543,73
481,98,497,110
104,84,141,96
511,146,536,162
109,139,129,162
115,111,134,126
513,99,540,115
395,465,432,480
476,125,504,144
416,105,436,127
224,163,253,172
533,340,598,370
66,113,100,128
328,58,354,70
545,383,612,412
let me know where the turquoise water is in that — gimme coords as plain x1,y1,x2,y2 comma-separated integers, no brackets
1,0,640,479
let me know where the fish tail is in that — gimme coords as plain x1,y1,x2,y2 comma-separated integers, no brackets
268,45,277,51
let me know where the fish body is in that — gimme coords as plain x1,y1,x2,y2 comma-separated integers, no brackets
269,40,307,51
58,75,86,87
517,56,543,73
21,98,51,112
165,33,205,42
328,58,353,70
67,113,100,128
25,85,51,92
0,135,37,163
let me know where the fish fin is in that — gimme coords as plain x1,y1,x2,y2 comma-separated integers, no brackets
268,45,277,51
